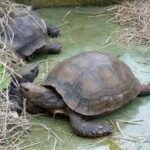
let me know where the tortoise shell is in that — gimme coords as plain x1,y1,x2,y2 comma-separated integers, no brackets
5,11,47,57
42,52,141,116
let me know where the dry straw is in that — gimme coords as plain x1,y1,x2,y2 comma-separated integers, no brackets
0,0,28,68
0,1,63,149
115,0,150,46
0,1,30,149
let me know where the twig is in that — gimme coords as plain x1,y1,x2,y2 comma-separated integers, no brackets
115,121,124,137
0,60,22,78
31,123,64,144
57,21,69,27
62,11,71,22
38,59,61,64
117,119,143,125
19,142,40,150
86,137,109,148
109,120,118,131
53,138,57,150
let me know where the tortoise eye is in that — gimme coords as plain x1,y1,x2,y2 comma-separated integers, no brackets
24,87,29,92
30,69,35,73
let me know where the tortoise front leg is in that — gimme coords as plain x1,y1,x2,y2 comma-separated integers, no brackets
139,82,150,96
67,109,112,137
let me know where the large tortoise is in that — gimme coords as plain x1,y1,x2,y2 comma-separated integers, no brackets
2,10,61,60
20,52,150,137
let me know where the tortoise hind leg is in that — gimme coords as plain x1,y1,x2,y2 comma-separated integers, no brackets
67,109,112,137
139,82,150,96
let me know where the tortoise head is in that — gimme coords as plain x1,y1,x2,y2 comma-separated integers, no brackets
20,64,39,82
20,82,50,103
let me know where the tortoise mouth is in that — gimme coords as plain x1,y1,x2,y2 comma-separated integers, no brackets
20,83,30,95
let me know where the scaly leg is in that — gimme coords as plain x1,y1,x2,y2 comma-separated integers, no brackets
36,43,61,54
68,109,112,137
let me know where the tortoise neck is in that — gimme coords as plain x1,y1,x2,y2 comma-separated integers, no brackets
36,86,66,109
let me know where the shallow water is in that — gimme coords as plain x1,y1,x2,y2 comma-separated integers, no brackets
5,7,150,150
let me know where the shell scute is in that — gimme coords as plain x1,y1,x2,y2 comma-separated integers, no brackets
42,52,141,116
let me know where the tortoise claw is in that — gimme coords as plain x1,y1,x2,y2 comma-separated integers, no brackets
47,26,60,38
72,121,113,137
96,123,113,136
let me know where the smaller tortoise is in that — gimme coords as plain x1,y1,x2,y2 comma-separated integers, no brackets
8,64,48,114
20,52,150,137
2,10,61,60
9,64,39,113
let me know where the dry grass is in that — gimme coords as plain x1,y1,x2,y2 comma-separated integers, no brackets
0,0,30,69
115,0,150,46
0,1,31,149
0,76,30,149
0,2,63,149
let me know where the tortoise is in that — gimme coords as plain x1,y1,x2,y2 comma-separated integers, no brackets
8,64,49,114
2,10,61,60
20,52,150,137
9,64,39,113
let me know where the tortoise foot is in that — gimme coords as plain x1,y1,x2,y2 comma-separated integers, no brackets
74,122,112,137
47,26,60,38
91,122,112,137
68,110,112,137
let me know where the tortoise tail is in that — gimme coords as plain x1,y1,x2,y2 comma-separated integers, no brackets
139,82,150,96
